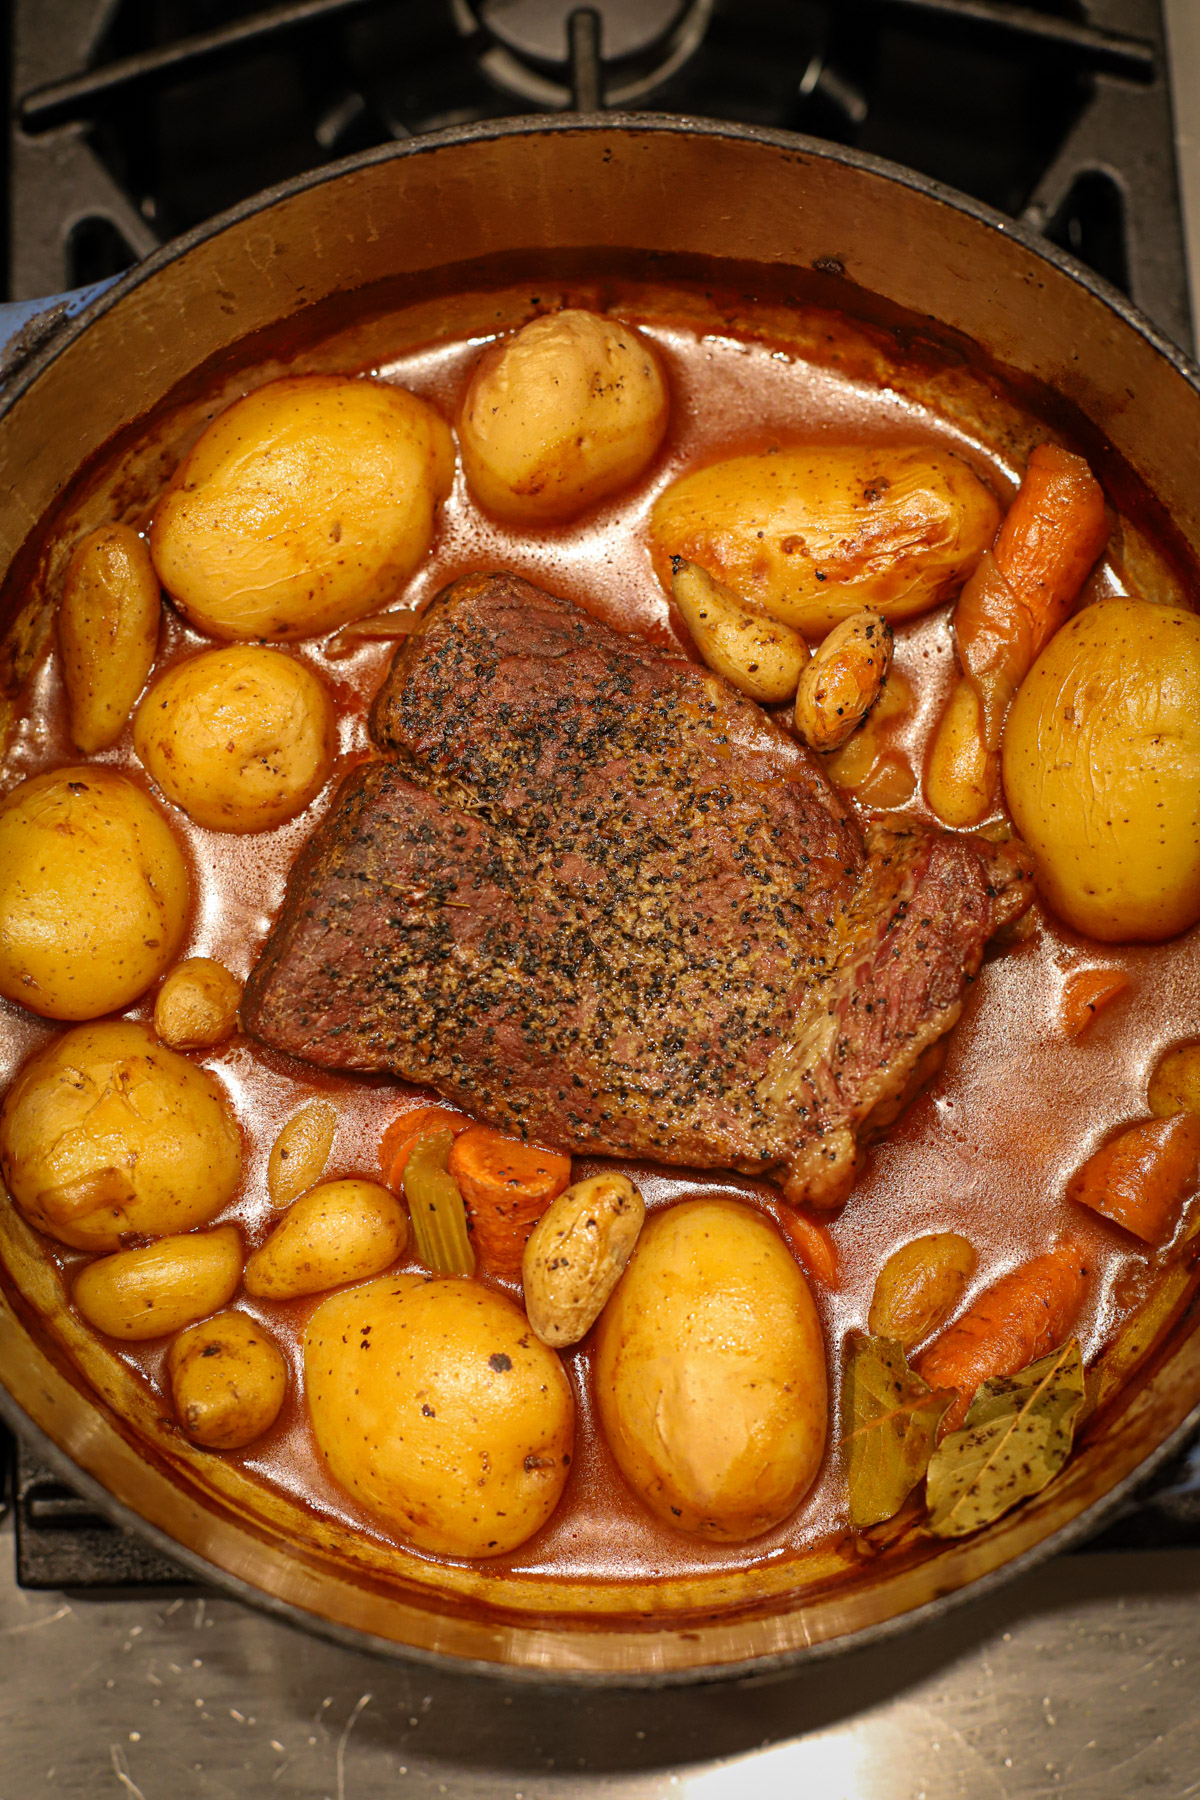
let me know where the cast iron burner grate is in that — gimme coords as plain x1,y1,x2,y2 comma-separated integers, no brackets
6,1,1192,349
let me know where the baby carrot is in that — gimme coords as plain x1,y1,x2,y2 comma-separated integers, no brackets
773,1206,841,1290
1067,1113,1200,1246
1059,968,1130,1038
448,1125,572,1278
918,1244,1089,1431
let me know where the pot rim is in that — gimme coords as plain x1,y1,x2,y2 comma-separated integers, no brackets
2,1377,1197,1690
2,109,1199,1686
0,112,1197,420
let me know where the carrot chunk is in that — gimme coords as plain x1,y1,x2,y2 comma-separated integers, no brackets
448,1126,572,1278
1067,1113,1200,1246
1059,968,1130,1038
917,1244,1089,1431
926,443,1108,826
380,1105,470,1187
773,1207,840,1290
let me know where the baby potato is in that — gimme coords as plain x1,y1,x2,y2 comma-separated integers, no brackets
868,1232,976,1352
1002,599,1200,941
73,1224,243,1341
648,446,1000,638
244,1179,407,1300
671,558,809,703
794,609,893,751
150,374,454,640
0,1021,243,1252
522,1172,645,1349
154,957,242,1050
267,1099,337,1209
305,1275,574,1557
458,309,668,525
594,1199,827,1541
58,523,161,752
0,767,189,1020
1149,1042,1200,1118
133,646,335,833
167,1310,287,1450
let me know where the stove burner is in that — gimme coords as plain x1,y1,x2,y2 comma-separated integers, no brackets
453,0,714,109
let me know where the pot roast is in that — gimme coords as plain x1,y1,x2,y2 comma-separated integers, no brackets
243,573,1032,1204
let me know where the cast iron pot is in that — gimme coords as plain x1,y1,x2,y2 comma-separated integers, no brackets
1,115,1199,1685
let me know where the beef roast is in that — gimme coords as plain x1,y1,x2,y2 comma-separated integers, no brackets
243,572,1032,1205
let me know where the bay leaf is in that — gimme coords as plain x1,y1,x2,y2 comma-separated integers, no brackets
926,1339,1085,1539
841,1330,949,1529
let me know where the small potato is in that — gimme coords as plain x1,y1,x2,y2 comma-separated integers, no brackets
648,446,1000,638
671,559,809,703
522,1172,645,1348
167,1310,287,1450
150,375,454,640
1002,599,1200,941
0,767,189,1020
154,957,242,1050
459,309,668,525
1149,1043,1200,1118
244,1179,407,1300
0,1021,243,1252
594,1199,827,1540
268,1099,337,1208
795,609,893,751
305,1275,574,1557
868,1232,976,1352
73,1224,243,1340
134,646,335,833
923,676,991,828
58,523,161,752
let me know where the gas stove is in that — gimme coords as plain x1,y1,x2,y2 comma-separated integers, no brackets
3,4,1200,1796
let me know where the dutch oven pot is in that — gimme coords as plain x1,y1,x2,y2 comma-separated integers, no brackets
1,115,1199,1684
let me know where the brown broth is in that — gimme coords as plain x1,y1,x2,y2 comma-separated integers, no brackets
0,309,1191,1582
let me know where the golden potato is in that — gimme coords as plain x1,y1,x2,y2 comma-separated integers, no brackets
1002,599,1200,941
594,1199,827,1540
133,646,336,833
1148,1042,1200,1118
648,446,1000,638
58,523,161,753
150,375,454,640
0,1021,243,1252
459,309,668,525
522,1172,645,1349
0,767,189,1020
154,957,241,1050
868,1232,976,1352
794,609,893,752
267,1099,336,1208
244,1179,407,1300
305,1275,573,1557
73,1224,243,1340
671,558,809,703
167,1310,287,1449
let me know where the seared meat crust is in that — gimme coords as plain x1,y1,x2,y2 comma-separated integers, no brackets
243,573,1031,1204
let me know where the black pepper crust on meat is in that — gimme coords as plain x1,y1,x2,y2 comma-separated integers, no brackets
242,572,1033,1206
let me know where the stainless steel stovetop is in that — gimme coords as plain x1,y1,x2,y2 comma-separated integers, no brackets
3,1520,1200,1796
5,4,1200,1795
